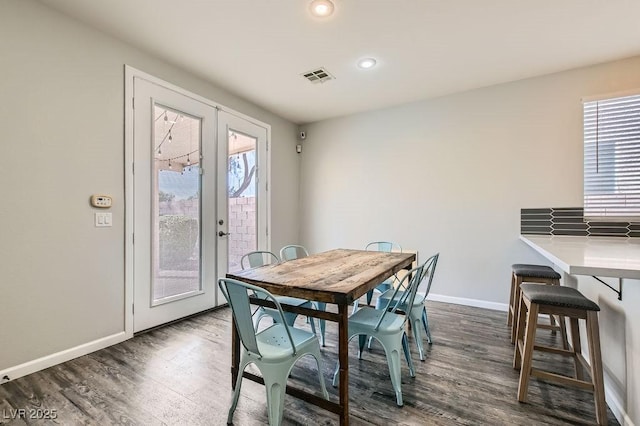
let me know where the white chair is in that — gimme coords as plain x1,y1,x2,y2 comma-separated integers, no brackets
374,253,439,361
331,261,430,406
279,244,328,346
240,251,316,335
219,278,329,426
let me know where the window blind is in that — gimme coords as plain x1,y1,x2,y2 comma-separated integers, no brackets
583,93,640,221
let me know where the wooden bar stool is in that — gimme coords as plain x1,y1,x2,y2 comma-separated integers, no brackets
508,264,565,345
513,283,607,425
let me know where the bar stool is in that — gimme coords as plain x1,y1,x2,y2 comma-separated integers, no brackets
513,283,606,425
508,264,564,345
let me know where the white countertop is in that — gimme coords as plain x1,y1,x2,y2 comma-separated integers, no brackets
520,235,640,280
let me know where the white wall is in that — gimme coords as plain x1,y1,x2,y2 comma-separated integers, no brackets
0,0,300,372
299,56,640,424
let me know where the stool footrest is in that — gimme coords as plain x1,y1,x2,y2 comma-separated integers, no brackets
536,323,562,331
530,368,595,391
533,344,574,357
576,353,591,373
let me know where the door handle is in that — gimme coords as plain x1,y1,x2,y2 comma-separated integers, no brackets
218,231,230,237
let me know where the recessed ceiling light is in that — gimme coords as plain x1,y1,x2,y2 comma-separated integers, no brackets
309,0,335,17
357,58,377,69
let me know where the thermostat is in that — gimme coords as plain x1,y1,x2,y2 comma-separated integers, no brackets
91,195,113,208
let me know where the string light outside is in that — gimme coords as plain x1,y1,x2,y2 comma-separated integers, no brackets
154,108,200,173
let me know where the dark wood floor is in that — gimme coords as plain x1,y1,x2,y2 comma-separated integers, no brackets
0,301,619,425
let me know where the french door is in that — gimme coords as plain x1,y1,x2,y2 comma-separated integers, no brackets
132,77,218,332
216,111,269,285
129,73,269,333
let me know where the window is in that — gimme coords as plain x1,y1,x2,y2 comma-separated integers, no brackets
583,93,640,220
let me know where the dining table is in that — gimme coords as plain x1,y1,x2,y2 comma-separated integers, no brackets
225,248,416,425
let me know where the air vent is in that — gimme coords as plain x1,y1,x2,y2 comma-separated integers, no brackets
301,67,335,84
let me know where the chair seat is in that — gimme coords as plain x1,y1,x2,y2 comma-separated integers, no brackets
520,283,600,311
376,289,424,311
262,297,315,333
378,279,394,289
349,306,405,334
255,323,317,362
275,296,310,307
256,293,309,307
512,264,561,279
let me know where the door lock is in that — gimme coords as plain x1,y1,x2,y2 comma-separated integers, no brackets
218,219,224,225
218,231,230,237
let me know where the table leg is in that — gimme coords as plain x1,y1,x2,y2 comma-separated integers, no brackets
338,303,349,426
231,316,239,389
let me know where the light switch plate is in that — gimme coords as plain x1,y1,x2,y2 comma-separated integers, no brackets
95,212,112,227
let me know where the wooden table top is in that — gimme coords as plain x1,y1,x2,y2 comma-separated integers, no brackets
226,249,416,305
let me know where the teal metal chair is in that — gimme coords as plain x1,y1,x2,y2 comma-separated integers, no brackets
240,250,281,270
374,253,440,361
240,251,316,335
331,261,430,406
352,241,402,312
219,278,329,426
279,244,309,261
279,244,327,346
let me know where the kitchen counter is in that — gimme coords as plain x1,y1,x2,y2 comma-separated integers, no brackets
519,235,640,424
520,234,640,280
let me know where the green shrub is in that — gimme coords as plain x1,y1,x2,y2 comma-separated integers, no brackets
159,215,199,270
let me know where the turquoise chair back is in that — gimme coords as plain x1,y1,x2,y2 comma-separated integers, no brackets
240,251,279,270
280,245,309,261
373,261,428,331
366,241,402,253
415,253,439,304
218,278,297,357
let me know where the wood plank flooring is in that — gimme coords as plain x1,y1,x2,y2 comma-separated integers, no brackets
0,302,620,425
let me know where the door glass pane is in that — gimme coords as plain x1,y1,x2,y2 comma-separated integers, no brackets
152,105,202,302
227,130,257,272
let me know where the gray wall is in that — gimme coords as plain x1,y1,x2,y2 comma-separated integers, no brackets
299,56,640,423
300,55,640,303
0,0,300,370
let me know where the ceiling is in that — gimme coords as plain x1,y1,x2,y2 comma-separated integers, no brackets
37,0,640,124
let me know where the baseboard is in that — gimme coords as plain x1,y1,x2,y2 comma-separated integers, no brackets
603,373,635,426
427,293,509,312
0,331,129,384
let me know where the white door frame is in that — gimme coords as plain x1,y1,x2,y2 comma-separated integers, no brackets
124,65,271,337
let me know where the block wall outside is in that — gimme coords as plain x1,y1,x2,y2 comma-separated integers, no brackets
228,197,257,272
159,196,256,272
